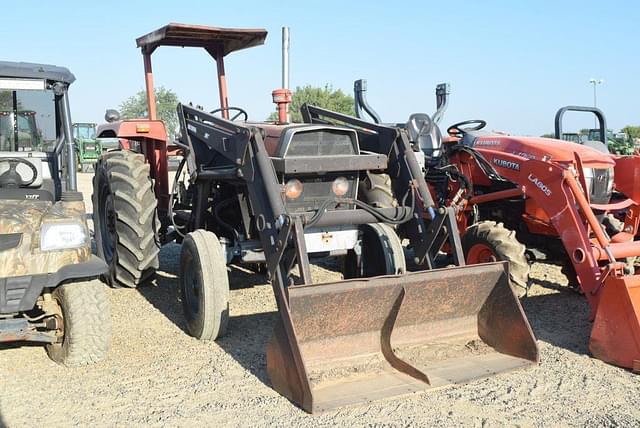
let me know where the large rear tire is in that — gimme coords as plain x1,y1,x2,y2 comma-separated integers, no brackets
93,151,160,288
462,221,529,298
180,230,229,341
360,173,397,208
343,223,406,279
46,280,111,366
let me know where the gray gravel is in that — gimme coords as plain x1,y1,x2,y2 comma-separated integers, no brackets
1,173,639,427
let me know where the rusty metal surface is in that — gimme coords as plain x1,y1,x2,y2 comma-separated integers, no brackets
0,318,56,343
266,262,539,413
136,23,267,57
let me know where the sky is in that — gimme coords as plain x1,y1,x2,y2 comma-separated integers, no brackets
3,0,638,136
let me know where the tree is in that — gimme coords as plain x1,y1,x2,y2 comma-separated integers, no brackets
540,133,555,138
622,125,640,141
119,86,179,139
268,84,355,123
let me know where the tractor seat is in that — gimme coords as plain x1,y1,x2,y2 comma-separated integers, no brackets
406,113,443,160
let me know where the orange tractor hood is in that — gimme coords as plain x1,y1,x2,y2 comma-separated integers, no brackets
473,135,615,168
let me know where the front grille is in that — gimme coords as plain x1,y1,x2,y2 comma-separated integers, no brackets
286,130,357,157
284,174,358,213
589,168,613,205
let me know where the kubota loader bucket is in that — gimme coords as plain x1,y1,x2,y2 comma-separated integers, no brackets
266,262,539,413
590,275,640,372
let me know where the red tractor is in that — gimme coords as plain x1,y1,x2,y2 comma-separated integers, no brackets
356,83,640,373
90,23,538,412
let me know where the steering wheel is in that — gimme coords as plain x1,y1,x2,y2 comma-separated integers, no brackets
447,120,487,137
0,157,38,187
209,107,248,121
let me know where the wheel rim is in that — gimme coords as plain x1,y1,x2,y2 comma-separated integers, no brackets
466,243,498,264
99,190,117,264
49,293,65,344
183,252,200,318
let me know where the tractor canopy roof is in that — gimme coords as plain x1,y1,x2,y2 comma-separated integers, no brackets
0,61,75,84
136,22,267,57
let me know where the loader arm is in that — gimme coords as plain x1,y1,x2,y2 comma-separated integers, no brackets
460,149,640,371
178,103,538,412
300,103,467,266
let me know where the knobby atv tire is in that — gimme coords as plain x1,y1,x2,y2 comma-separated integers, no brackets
93,151,160,288
462,221,529,298
46,280,111,366
360,173,397,209
180,230,229,341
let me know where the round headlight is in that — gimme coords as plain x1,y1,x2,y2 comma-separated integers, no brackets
285,179,303,199
332,177,349,197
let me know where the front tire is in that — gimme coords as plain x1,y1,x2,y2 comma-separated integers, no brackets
343,223,406,279
93,150,160,288
462,221,529,297
45,280,111,366
180,230,230,341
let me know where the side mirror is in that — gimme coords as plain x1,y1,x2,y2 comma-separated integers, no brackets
105,109,121,123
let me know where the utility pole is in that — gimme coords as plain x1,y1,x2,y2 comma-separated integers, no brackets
589,78,603,128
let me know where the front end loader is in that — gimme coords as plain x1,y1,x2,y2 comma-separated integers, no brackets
442,119,640,372
92,23,538,412
355,80,640,373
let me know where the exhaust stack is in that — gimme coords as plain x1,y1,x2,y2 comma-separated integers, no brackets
272,26,292,124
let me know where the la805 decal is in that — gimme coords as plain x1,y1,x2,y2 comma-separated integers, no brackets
528,173,552,196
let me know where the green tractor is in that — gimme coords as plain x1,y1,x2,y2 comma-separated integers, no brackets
586,128,634,156
72,122,101,172
560,132,582,144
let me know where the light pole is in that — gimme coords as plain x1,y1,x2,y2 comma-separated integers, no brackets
589,78,603,128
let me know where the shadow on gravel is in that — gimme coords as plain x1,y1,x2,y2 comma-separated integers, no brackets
138,244,278,389
0,341,44,353
0,406,6,428
521,288,591,356
218,311,278,386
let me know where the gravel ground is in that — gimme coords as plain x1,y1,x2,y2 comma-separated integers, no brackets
1,173,639,427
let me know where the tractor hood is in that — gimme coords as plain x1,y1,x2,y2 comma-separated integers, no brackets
473,135,615,168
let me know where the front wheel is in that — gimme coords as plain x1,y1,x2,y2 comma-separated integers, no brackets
180,230,230,341
45,280,111,366
461,221,529,297
343,223,406,279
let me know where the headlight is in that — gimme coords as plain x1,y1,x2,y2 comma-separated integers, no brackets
331,176,350,196
284,179,303,200
40,222,88,251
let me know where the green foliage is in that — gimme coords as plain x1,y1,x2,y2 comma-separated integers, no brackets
119,86,179,139
622,125,640,141
0,91,21,110
268,84,355,122
540,133,555,138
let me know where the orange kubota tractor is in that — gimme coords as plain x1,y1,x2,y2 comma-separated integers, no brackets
90,24,538,412
355,82,640,372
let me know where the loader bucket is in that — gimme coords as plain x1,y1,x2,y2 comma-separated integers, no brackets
266,262,539,413
589,275,640,372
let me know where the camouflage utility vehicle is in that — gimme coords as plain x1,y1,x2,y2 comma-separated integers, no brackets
0,61,110,366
